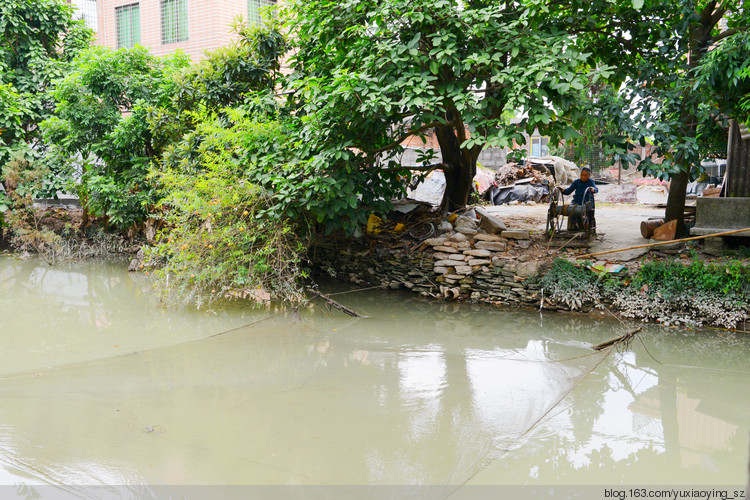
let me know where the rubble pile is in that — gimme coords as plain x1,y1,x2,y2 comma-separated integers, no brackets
486,162,553,205
422,214,531,280
494,163,553,186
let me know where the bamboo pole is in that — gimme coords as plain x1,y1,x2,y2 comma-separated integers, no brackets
577,227,750,259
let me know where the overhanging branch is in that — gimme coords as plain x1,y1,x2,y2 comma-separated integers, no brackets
363,119,453,156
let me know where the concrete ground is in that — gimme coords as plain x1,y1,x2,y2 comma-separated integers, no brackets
483,203,665,261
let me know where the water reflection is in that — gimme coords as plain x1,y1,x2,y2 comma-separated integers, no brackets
0,260,747,487
468,331,750,485
0,257,263,375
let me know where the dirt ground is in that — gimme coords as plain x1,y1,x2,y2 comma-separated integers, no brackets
484,203,665,261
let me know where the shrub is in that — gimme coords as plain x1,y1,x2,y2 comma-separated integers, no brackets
145,108,306,307
1,147,65,263
540,258,603,310
614,259,750,328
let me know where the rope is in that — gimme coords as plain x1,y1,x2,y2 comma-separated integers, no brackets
209,309,289,338
326,285,386,296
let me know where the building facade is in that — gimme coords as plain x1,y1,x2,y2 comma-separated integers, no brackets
69,0,276,62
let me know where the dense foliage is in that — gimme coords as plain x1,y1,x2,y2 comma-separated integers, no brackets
146,109,305,306
42,46,190,229
0,0,92,168
633,259,750,298
574,1,749,232
284,0,607,212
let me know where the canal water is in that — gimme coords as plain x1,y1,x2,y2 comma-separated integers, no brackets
0,256,748,493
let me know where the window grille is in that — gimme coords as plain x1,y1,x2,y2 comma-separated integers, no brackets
115,3,140,49
70,0,99,32
161,0,189,44
248,0,276,25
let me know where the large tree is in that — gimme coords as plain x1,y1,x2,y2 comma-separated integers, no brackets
635,1,746,231
570,0,748,233
284,0,604,212
285,0,750,227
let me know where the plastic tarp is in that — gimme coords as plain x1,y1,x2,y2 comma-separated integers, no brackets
489,183,549,205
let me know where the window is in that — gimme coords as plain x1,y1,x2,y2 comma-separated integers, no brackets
248,0,276,26
116,3,140,49
161,0,188,44
70,0,98,32
530,136,549,158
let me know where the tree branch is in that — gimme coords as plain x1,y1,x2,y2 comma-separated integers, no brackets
380,163,447,173
713,27,745,43
363,120,452,156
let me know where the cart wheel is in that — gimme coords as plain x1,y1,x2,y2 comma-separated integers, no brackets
546,188,564,238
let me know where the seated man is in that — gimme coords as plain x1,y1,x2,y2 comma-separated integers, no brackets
557,166,598,230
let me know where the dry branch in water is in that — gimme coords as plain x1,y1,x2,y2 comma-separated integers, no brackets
591,328,643,351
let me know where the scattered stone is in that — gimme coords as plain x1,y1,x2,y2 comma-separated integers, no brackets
433,245,460,254
464,249,492,258
449,233,468,243
473,233,504,243
433,266,450,274
501,229,530,240
437,221,453,233
403,281,414,289
475,241,507,252
468,259,492,266
518,254,532,262
455,216,479,235
517,239,532,249
455,215,478,231
478,214,507,235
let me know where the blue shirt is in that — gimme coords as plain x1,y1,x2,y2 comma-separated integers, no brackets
562,178,598,205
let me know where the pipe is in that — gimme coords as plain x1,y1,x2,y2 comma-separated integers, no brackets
577,227,750,259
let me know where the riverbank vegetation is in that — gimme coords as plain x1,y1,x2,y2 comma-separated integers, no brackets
540,257,750,329
1,0,749,308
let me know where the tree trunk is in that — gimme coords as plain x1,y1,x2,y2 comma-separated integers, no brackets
435,126,477,212
662,4,724,238
664,167,690,237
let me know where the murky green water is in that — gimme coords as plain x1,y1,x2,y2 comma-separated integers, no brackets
1,256,748,492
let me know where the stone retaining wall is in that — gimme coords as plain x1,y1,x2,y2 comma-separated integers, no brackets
313,242,545,308
312,214,553,310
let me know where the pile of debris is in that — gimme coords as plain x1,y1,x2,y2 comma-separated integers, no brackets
420,207,534,280
485,161,554,205
494,162,550,186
